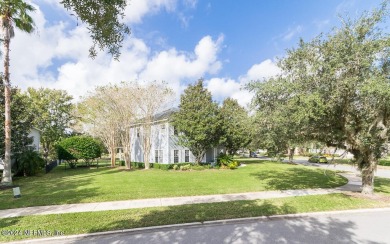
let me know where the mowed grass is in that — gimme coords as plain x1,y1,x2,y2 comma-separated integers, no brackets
1,193,389,242
375,177,390,195
0,160,348,210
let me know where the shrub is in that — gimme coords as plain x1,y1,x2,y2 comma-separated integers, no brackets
154,163,172,170
131,162,146,168
173,164,179,170
176,162,192,167
119,160,125,166
379,160,390,166
57,136,102,168
13,150,45,176
228,161,239,169
217,153,233,167
180,164,191,171
191,165,207,170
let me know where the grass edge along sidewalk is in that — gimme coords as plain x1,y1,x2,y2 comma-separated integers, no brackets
1,193,390,242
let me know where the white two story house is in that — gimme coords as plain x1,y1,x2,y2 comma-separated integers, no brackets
130,109,224,164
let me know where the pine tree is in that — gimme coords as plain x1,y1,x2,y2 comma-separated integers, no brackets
172,79,221,164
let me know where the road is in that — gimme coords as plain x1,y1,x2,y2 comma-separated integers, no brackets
289,158,390,179
14,208,390,244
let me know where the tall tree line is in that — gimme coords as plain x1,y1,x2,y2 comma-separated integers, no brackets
0,0,131,185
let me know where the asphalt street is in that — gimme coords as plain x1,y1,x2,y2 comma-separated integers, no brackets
12,208,390,244
289,158,390,179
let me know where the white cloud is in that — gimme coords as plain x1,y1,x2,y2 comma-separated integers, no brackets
205,77,252,108
6,2,277,110
206,59,281,108
9,4,223,101
124,0,176,24
207,78,240,99
240,59,281,83
314,19,330,30
184,0,198,9
140,35,223,83
336,0,356,14
283,25,303,41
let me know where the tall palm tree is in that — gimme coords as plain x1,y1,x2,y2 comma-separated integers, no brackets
0,0,34,185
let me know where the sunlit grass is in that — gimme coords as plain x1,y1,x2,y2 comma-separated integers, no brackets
0,160,347,210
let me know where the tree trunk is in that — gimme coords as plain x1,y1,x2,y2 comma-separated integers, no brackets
124,151,131,169
143,124,151,169
121,128,132,169
194,151,204,165
123,138,131,169
110,146,116,167
360,154,377,195
288,147,295,163
1,31,12,186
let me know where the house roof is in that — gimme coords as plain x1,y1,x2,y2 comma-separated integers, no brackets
128,107,178,127
153,107,179,121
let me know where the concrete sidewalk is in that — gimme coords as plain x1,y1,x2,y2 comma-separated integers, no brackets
0,173,360,218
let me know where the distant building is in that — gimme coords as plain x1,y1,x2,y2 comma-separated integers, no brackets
0,128,41,170
28,127,41,152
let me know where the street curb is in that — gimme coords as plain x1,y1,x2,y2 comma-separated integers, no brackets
8,207,390,244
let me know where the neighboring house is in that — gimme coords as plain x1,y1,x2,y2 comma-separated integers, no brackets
130,109,224,164
28,127,41,152
0,128,41,170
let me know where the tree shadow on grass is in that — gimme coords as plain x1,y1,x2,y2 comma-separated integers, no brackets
236,158,270,165
70,200,375,244
250,167,347,190
375,177,390,195
0,172,102,210
87,200,297,233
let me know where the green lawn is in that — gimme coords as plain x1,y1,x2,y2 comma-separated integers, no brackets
375,177,390,195
1,193,388,242
0,160,347,210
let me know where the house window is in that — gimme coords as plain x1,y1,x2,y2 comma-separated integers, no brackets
155,150,163,163
173,126,178,136
185,150,190,162
136,128,140,138
174,150,179,163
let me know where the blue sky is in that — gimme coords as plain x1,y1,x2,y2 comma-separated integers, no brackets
10,0,385,106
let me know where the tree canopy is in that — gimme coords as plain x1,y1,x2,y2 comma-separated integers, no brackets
77,81,174,169
57,136,102,167
26,88,74,161
219,98,251,155
172,79,221,164
0,87,34,158
248,3,390,194
61,0,130,59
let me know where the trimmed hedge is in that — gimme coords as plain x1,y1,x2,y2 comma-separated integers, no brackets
379,160,390,166
57,136,102,168
131,162,149,169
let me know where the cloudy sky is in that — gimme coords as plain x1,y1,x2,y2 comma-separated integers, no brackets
9,0,384,107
